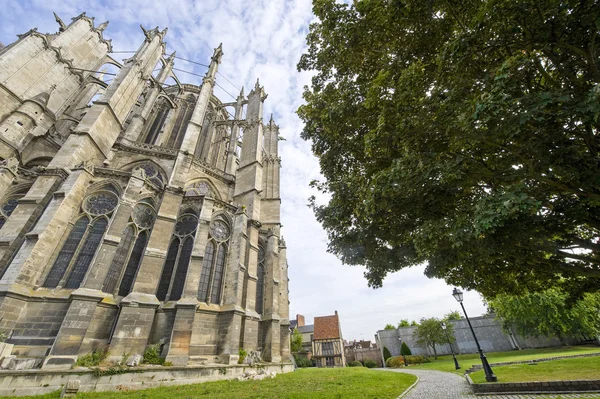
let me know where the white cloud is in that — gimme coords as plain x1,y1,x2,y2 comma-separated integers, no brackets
0,0,487,342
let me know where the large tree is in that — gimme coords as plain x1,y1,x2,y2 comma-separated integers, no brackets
413,317,454,359
298,0,600,297
489,289,600,342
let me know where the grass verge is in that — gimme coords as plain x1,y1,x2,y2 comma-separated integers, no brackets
469,355,600,383
408,345,600,374
0,367,416,399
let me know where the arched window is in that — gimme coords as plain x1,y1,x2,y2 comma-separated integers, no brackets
0,197,20,230
143,97,171,145
43,189,119,289
197,216,231,304
167,94,196,150
132,163,164,187
102,199,156,295
256,245,266,315
156,211,198,301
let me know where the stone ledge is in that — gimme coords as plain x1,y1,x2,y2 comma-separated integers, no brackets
0,362,294,397
466,374,600,394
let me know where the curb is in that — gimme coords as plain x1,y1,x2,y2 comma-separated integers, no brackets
396,373,420,399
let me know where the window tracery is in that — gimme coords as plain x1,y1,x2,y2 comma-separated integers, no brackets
102,199,157,295
185,181,213,197
132,163,164,187
197,215,231,304
43,189,119,289
156,211,199,301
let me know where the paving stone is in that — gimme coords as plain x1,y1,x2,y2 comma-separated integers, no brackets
377,369,600,399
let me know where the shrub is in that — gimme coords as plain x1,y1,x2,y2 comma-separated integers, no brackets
294,355,313,368
383,346,392,360
400,342,412,356
364,360,377,368
76,347,108,367
142,344,164,365
348,360,363,367
385,356,405,368
406,355,430,364
238,348,247,364
386,355,430,367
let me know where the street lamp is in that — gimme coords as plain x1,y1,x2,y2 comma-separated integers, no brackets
441,322,460,370
398,336,408,366
452,288,497,382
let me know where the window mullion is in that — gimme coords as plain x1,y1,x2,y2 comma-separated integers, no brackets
205,241,218,304
165,238,184,301
57,219,92,288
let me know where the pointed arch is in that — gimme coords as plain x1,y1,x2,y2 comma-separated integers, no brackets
86,180,123,197
65,217,109,288
124,160,167,187
43,216,90,288
184,179,222,201
118,230,148,296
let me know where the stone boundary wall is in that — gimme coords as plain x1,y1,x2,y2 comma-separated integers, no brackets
465,374,600,394
376,315,581,357
465,352,600,373
345,348,383,367
0,363,294,397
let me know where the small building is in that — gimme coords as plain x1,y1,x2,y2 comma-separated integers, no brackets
312,311,345,367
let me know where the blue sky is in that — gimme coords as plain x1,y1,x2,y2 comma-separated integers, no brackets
0,0,487,341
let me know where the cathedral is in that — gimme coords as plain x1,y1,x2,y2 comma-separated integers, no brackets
0,12,290,369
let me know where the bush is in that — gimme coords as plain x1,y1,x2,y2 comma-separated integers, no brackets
383,346,392,360
142,344,164,365
385,355,430,368
76,347,108,367
238,348,247,364
400,342,412,356
294,355,314,368
348,360,363,367
364,360,377,368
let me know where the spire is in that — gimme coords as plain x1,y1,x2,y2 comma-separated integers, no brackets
53,12,67,32
269,113,274,125
205,43,223,81
166,51,176,64
96,21,109,32
238,86,245,100
254,78,260,91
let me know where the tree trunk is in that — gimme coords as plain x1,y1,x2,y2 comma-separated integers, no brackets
432,344,437,360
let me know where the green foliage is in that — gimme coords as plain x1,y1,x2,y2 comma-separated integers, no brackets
444,311,462,321
385,356,405,368
291,327,303,353
397,319,410,328
238,348,247,364
410,321,418,327
76,347,108,367
383,324,396,330
298,0,600,298
413,318,455,359
387,355,429,367
142,344,164,365
382,346,392,361
162,361,173,367
489,289,600,341
364,360,377,368
348,360,363,367
400,342,412,356
92,364,127,377
294,355,314,368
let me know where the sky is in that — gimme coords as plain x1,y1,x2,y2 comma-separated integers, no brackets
0,0,487,341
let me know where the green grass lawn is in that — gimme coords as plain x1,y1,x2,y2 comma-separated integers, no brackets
0,368,416,399
469,355,600,384
409,345,600,374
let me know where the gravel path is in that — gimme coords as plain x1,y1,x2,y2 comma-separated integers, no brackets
378,368,600,399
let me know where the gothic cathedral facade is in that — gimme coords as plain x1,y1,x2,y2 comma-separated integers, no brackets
0,12,290,368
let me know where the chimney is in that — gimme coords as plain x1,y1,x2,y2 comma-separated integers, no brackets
297,314,305,327
335,310,338,315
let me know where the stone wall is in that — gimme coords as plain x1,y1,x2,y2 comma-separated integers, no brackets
0,363,294,396
345,348,383,367
376,315,581,357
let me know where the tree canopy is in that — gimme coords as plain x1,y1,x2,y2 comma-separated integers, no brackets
384,323,396,330
298,0,600,297
291,328,303,353
488,288,600,341
413,317,454,359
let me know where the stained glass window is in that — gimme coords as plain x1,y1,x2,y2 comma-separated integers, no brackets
132,203,155,229
156,238,179,301
185,181,212,197
102,225,135,293
210,244,227,304
0,218,5,230
133,164,164,187
83,193,118,216
1,199,18,217
197,241,214,302
65,218,108,289
118,231,148,297
210,220,230,241
170,237,193,301
168,94,196,149
43,217,89,288
256,245,265,314
175,214,197,236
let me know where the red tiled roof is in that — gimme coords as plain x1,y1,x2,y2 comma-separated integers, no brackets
313,314,341,340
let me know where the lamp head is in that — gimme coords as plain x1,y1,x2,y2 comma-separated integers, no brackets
452,287,464,303
441,322,446,330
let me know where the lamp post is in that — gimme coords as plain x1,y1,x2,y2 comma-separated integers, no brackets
441,322,460,370
452,288,497,382
398,336,408,366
